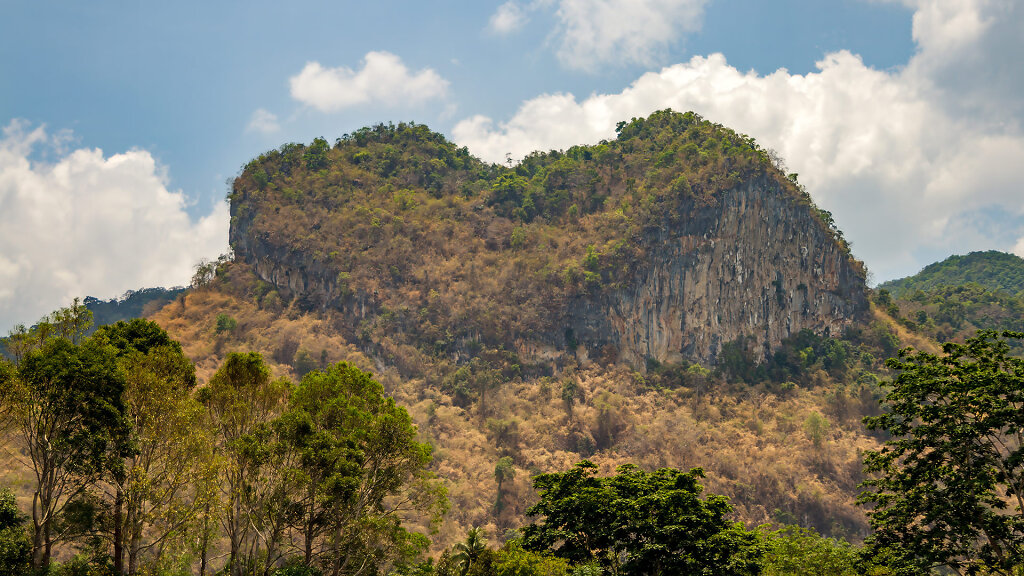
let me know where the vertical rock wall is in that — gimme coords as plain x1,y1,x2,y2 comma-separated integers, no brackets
566,176,868,366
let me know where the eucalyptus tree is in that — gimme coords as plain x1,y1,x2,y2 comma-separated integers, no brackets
201,351,291,576
92,319,216,575
277,362,446,576
10,336,132,569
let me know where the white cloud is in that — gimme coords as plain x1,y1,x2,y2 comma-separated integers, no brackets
484,0,707,70
554,0,708,71
246,108,280,134
454,0,1024,281
289,51,449,113
0,121,228,331
1015,237,1024,259
489,1,528,34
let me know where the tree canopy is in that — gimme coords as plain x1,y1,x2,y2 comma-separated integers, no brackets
860,330,1024,575
521,461,763,575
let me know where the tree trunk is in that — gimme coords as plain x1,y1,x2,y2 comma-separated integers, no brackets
128,521,142,575
31,491,45,570
114,489,124,574
199,501,211,576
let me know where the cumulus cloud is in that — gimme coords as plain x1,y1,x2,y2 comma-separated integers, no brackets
289,51,449,112
484,0,707,70
454,0,1024,281
246,108,280,134
554,0,708,71
0,121,228,331
489,1,529,34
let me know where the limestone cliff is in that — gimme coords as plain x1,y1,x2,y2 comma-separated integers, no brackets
565,176,867,366
228,112,868,371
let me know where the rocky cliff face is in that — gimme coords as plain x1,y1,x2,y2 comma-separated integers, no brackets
564,176,867,366
232,172,867,369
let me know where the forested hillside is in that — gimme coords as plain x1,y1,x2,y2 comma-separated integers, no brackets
149,111,882,551
879,250,1024,297
876,251,1024,352
228,109,866,369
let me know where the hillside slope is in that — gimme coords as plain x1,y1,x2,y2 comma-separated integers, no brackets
152,111,886,548
877,251,1024,351
879,250,1024,297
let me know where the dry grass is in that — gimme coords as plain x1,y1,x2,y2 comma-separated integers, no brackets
143,281,901,550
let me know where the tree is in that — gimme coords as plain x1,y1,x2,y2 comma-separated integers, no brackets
494,457,515,514
452,527,488,576
92,319,215,575
492,540,569,576
10,336,132,569
3,299,93,365
522,461,762,576
760,526,858,576
304,137,330,171
202,352,291,576
859,330,1024,575
277,362,446,575
0,487,31,576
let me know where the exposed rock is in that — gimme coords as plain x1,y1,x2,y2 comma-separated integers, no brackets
232,173,867,369
565,175,867,366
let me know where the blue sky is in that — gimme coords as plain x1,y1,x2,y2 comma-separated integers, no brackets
1,0,1022,330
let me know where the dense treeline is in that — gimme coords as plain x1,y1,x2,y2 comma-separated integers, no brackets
0,303,444,576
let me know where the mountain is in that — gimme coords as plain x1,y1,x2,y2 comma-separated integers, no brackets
151,111,888,546
83,287,185,332
229,110,868,369
879,250,1024,297
876,251,1024,351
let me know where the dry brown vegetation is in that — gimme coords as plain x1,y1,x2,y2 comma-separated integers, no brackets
148,263,909,551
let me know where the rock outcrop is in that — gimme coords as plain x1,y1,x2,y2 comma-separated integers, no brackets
565,176,867,366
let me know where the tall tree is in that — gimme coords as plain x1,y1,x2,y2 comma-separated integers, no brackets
202,352,290,576
92,319,216,575
278,362,447,576
860,330,1024,575
522,461,763,575
10,337,132,569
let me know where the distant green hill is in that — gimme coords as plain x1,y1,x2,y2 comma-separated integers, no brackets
876,251,1024,352
1,287,183,360
879,250,1024,297
82,287,185,332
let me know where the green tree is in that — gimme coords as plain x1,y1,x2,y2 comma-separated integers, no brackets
859,330,1024,575
304,137,330,171
9,336,132,569
522,461,762,575
92,319,216,575
494,457,516,513
216,313,238,334
0,487,31,576
761,526,858,576
452,527,488,576
202,352,291,576
277,362,446,574
493,540,569,576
